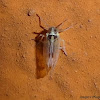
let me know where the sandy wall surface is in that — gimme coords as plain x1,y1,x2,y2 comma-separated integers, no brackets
0,0,100,100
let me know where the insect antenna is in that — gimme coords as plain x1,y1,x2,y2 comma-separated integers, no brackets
36,14,50,30
56,19,68,29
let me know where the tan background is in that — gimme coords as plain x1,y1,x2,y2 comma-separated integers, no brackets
0,0,100,100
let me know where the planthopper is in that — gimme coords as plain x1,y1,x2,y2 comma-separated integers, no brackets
35,14,75,76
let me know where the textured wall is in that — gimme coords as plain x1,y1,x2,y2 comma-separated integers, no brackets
0,0,100,100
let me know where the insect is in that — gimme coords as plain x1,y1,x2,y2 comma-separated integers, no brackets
35,14,75,73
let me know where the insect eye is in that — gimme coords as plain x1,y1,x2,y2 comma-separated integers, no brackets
48,35,52,39
48,35,57,40
54,35,57,39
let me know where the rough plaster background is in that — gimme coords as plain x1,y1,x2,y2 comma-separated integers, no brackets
0,0,100,100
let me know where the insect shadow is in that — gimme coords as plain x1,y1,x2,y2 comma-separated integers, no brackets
34,15,50,79
34,30,50,79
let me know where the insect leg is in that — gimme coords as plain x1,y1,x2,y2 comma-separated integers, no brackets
60,39,67,56
36,14,49,30
59,23,77,33
59,25,73,33
39,34,45,41
34,34,45,43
